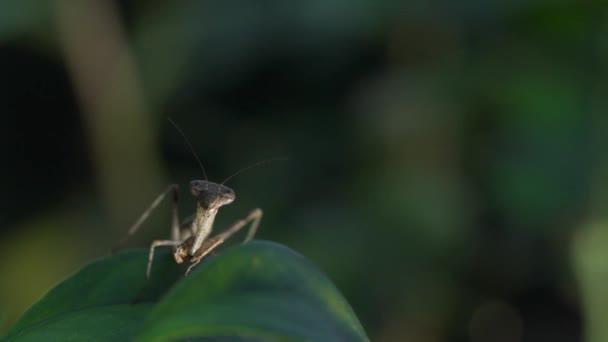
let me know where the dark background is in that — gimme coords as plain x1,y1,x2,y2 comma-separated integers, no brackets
1,1,607,341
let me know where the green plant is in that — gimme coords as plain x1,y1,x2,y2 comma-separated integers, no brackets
1,241,367,341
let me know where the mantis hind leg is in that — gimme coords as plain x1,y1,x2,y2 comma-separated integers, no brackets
146,239,181,279
112,184,181,252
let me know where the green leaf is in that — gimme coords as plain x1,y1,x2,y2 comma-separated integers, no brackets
2,249,185,341
2,241,367,341
5,304,151,342
137,241,368,341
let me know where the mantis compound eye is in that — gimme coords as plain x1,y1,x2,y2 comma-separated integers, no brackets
190,180,236,209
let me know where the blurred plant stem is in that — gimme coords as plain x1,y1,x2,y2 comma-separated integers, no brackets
52,0,165,232
573,94,608,342
573,221,608,342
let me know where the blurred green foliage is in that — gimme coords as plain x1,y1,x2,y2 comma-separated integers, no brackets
1,0,607,341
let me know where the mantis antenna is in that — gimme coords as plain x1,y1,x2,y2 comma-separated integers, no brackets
221,157,288,185
167,117,208,181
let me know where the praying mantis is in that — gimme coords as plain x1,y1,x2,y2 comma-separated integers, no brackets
114,119,280,279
